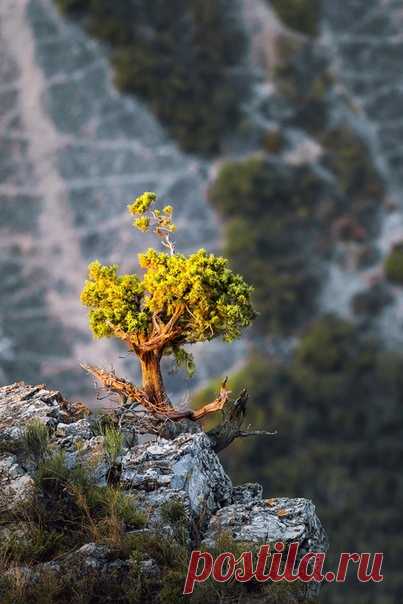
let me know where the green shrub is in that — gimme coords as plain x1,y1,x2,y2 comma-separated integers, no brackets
385,243,403,285
208,156,323,332
273,43,333,135
321,125,384,200
269,0,321,36
53,0,246,155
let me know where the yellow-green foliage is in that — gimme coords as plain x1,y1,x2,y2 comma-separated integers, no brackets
80,261,146,338
81,193,255,349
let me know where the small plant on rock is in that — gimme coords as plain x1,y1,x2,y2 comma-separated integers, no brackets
80,192,273,450
22,419,50,461
101,425,124,466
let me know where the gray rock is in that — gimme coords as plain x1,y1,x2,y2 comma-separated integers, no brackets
63,435,110,485
0,453,34,513
232,482,263,504
56,419,93,441
0,382,329,598
203,496,328,549
203,496,329,599
26,542,160,585
0,382,88,447
120,432,233,522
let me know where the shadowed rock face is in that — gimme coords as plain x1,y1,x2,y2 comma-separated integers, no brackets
0,381,328,600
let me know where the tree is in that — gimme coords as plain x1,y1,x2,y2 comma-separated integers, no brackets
80,192,261,430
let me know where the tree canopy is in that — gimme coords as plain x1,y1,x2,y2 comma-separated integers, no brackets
81,192,255,356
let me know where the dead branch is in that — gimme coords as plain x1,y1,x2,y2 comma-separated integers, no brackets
191,378,230,421
206,389,277,453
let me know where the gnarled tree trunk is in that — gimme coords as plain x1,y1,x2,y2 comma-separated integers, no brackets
138,349,169,407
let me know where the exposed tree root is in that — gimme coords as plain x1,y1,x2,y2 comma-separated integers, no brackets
81,364,230,422
81,364,274,450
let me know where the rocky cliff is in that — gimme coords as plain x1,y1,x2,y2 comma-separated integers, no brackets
0,382,328,603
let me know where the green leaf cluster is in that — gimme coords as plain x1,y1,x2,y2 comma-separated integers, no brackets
128,192,176,238
81,250,255,345
80,261,147,338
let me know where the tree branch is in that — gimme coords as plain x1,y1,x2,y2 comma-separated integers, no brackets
206,389,277,452
80,363,169,415
191,378,230,421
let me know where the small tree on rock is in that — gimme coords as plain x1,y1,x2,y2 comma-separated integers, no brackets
81,193,274,446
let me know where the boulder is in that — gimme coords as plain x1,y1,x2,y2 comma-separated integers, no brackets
0,382,329,600
120,432,233,524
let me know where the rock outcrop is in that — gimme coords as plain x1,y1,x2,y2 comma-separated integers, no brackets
0,382,328,602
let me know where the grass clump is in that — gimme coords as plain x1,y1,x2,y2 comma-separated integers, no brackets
97,487,147,534
160,498,187,526
101,424,124,466
22,419,49,461
1,450,146,568
0,528,63,567
0,564,149,604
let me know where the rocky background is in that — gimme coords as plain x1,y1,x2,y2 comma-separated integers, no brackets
1,1,403,602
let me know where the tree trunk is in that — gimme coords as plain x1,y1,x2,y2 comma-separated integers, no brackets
139,350,170,407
